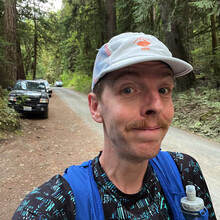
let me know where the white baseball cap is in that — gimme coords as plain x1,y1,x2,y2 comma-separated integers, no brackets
92,32,193,91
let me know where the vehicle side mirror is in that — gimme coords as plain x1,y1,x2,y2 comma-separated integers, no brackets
7,86,12,91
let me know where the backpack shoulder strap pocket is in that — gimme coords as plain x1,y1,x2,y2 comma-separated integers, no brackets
149,151,186,220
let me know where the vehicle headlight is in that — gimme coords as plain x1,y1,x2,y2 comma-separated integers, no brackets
8,96,17,101
39,98,49,103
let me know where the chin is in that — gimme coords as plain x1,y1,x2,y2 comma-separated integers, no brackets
138,147,160,161
121,142,161,162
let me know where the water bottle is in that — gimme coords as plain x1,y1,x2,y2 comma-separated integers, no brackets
181,185,208,220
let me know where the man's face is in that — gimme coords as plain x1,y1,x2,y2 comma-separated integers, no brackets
94,61,174,162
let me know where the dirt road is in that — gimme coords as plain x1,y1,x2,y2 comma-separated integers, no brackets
0,88,219,219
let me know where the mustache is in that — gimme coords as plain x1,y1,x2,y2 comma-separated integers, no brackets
125,118,168,131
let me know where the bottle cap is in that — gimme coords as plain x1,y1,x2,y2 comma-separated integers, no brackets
181,185,205,212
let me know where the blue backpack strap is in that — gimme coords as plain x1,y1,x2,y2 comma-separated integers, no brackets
63,160,104,220
149,150,186,220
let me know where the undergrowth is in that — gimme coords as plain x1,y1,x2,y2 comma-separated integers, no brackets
172,81,220,142
61,70,92,94
0,88,20,138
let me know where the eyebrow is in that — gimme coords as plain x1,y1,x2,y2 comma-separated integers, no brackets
111,67,139,85
110,69,174,86
111,71,138,84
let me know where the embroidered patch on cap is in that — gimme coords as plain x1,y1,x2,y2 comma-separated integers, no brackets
133,37,151,50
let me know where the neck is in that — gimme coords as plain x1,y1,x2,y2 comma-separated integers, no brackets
99,148,149,194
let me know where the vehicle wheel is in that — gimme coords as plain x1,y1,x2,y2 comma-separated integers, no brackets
42,109,48,119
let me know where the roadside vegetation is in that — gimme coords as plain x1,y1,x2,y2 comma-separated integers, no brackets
172,83,220,143
0,88,20,139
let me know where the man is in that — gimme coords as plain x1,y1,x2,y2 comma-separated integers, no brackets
13,32,216,219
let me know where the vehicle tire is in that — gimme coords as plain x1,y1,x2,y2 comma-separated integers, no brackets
42,109,48,119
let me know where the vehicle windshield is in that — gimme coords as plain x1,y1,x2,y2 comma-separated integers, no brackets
13,81,46,92
38,80,49,87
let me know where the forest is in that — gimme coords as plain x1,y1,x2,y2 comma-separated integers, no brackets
0,0,219,141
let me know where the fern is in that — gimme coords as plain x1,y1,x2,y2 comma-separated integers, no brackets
190,0,220,15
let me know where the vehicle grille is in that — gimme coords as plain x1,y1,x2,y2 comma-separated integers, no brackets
16,96,39,106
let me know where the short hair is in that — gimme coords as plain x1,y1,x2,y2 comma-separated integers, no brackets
93,74,108,101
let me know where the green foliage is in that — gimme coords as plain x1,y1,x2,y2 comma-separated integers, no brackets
61,70,92,94
132,0,160,34
74,53,94,77
172,84,220,142
116,0,137,32
191,43,220,83
0,89,20,133
190,0,220,15
16,95,29,106
16,0,54,79
60,31,78,73
191,0,215,9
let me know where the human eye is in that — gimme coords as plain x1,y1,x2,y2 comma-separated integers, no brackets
121,87,135,95
158,88,170,94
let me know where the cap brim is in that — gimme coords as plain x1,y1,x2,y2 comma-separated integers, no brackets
99,56,193,80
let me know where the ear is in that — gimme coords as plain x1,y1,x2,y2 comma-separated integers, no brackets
88,93,103,123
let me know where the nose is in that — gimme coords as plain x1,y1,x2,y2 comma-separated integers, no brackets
140,91,163,116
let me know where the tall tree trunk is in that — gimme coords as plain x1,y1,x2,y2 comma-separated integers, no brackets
159,0,196,91
33,16,37,80
17,39,25,80
105,0,116,40
149,5,154,31
210,15,217,55
2,0,17,88
210,14,219,77
96,0,105,47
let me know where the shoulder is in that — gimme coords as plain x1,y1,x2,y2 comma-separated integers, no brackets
168,151,197,164
168,151,202,174
12,175,75,219
167,151,203,183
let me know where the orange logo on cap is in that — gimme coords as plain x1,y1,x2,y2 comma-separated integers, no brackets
133,37,151,50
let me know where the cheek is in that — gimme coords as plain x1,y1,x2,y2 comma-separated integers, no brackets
103,105,132,132
165,101,175,123
101,104,122,126
115,104,137,124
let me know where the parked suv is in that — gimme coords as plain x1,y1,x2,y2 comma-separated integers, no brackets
36,79,52,97
8,80,49,118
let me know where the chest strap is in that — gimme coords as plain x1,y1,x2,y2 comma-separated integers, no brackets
63,160,104,220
